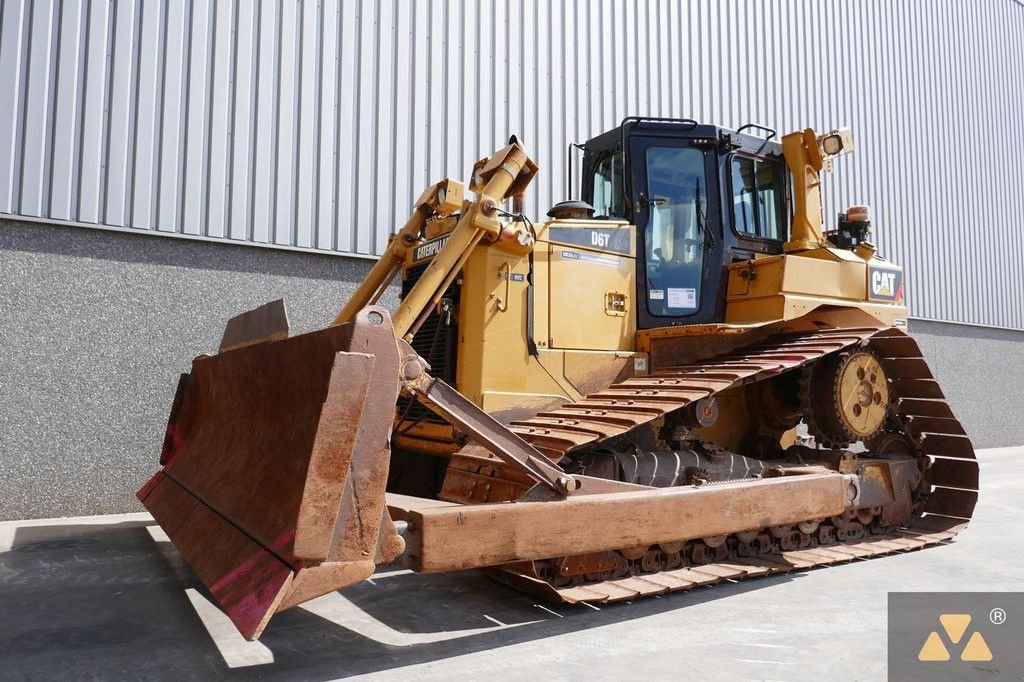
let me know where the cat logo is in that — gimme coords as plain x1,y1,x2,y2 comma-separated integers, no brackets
868,265,904,303
917,614,993,662
873,270,896,296
413,236,449,262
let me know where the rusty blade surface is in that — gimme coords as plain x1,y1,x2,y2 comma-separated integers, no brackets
138,305,402,639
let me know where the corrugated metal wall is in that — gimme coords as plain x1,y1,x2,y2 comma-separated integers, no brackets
1,0,1022,328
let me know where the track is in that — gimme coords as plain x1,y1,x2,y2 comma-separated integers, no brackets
492,516,968,604
484,326,978,603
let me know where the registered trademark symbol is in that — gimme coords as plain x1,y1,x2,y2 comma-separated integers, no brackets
990,607,1007,625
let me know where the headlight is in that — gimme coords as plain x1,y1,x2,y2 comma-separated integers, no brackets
817,128,854,159
822,134,844,155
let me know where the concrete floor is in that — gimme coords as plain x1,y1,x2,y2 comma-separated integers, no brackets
1,448,1020,682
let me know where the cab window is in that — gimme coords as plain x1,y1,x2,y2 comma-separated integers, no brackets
731,157,785,241
590,152,624,218
644,146,708,317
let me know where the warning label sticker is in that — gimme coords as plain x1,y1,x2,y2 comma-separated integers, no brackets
667,287,697,308
649,289,665,300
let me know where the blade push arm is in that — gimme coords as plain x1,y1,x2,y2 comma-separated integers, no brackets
395,339,642,498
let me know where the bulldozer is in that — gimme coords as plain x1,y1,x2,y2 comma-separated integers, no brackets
139,118,978,640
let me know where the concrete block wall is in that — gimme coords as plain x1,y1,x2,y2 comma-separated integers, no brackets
1,222,385,520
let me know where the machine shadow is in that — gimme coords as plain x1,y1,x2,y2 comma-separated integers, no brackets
0,520,221,679
0,518,807,680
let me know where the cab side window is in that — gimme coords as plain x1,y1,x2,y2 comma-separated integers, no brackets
731,157,785,241
591,152,624,218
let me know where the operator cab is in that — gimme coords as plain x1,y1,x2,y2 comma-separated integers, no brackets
579,117,789,329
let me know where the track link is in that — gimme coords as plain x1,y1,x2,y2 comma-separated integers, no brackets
487,326,978,604
507,327,882,457
491,516,967,604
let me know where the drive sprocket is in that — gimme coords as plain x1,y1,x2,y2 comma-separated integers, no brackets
803,348,889,448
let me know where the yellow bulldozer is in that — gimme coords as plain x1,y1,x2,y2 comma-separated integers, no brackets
139,118,977,640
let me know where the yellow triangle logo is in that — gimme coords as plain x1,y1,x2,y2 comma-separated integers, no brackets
939,614,971,644
961,632,993,662
917,613,995,664
918,631,950,661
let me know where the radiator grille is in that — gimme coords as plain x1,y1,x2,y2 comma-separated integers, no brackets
395,262,459,426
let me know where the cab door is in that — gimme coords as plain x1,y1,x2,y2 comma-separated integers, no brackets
628,135,726,329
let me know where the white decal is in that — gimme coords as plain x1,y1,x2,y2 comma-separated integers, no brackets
560,250,622,267
667,287,697,308
414,236,449,261
872,270,896,296
649,289,665,300
591,231,610,248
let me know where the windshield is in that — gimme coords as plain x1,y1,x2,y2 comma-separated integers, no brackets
644,146,708,316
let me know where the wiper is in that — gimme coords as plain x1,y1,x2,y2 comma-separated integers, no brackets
694,177,715,249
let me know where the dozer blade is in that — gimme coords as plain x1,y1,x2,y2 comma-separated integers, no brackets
138,304,404,640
